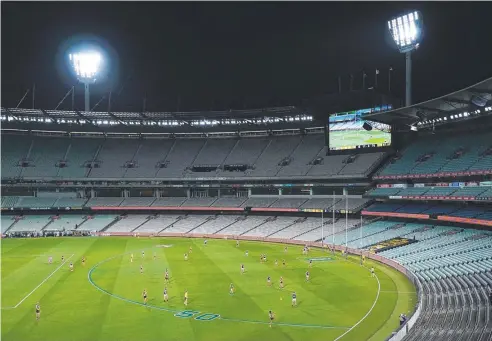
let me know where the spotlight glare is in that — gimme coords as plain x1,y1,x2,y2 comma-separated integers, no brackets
388,11,423,53
69,51,103,81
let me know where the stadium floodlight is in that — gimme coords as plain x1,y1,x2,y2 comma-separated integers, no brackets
387,11,423,107
69,51,103,112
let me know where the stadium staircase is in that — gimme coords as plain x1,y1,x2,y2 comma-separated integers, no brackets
129,215,153,232
186,215,217,234
239,217,270,236
3,218,18,234
40,218,55,231
18,139,35,178
99,216,121,232
85,144,103,177
266,217,304,237
213,216,247,234
293,220,329,240
274,137,304,176
122,143,143,178
157,215,186,233
251,139,273,171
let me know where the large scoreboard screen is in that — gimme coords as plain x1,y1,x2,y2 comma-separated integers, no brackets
328,106,392,151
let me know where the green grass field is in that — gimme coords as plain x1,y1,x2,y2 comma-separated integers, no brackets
330,130,390,149
1,237,416,341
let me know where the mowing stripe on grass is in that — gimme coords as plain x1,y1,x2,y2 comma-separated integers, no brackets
332,265,381,341
5,254,75,309
88,247,352,331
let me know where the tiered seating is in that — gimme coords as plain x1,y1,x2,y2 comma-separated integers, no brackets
248,136,301,177
134,215,181,233
397,187,428,196
276,135,325,176
106,215,150,232
366,187,402,196
190,215,241,234
1,196,19,208
78,215,117,231
152,197,187,207
211,197,247,207
14,197,57,208
85,197,124,207
404,273,491,341
183,197,218,207
241,197,278,208
306,218,360,242
47,215,86,231
21,137,70,178
1,215,16,233
270,198,307,208
164,215,212,233
328,220,397,246
8,215,51,232
269,218,323,239
300,198,340,209
244,216,298,237
192,139,236,166
156,139,205,177
379,131,492,177
120,197,156,207
1,134,32,178
58,138,101,178
219,216,267,235
422,187,457,196
53,197,88,208
452,187,487,197
124,139,174,178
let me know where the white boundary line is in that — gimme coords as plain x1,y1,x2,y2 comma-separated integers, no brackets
333,269,381,341
3,254,74,309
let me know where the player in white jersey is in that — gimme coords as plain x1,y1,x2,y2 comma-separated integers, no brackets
245,250,249,257
69,262,74,272
236,240,239,247
241,264,245,274
371,267,375,277
292,292,297,307
184,253,188,261
163,287,169,302
131,253,134,263
48,256,52,264
305,271,310,282
142,250,145,258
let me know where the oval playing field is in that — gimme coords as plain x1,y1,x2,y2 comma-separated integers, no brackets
1,237,417,341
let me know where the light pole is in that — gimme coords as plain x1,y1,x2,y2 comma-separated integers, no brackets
387,11,424,107
69,51,103,112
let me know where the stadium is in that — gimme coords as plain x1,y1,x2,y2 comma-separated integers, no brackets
2,3,492,341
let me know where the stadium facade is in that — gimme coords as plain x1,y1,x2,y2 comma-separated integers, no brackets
1,78,492,341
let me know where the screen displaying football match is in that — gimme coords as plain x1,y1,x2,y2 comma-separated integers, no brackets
328,106,392,151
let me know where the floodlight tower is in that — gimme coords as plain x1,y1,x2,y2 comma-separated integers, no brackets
387,11,423,107
69,51,102,112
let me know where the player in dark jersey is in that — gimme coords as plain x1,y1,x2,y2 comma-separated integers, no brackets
306,271,310,282
229,283,235,295
282,259,286,267
140,265,144,274
35,302,41,320
309,259,313,268
69,262,74,272
279,276,284,289
267,276,271,286
165,269,169,283
82,256,86,266
269,310,275,327
292,292,297,307
61,255,64,262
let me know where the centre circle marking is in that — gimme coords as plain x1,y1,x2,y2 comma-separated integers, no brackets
87,245,376,331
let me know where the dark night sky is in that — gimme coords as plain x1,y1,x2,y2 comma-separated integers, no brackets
2,1,492,112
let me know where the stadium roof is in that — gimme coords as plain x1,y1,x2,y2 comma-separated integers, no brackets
363,77,492,126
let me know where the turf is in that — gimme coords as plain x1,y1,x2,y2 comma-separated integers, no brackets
1,237,417,341
330,130,390,149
